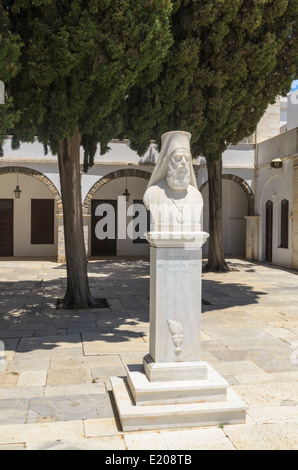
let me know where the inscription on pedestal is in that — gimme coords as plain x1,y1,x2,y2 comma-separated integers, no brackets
150,246,203,363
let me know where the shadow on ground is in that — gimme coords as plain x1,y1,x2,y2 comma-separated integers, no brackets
202,278,267,312
0,258,269,355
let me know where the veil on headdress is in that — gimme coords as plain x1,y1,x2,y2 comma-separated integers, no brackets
146,131,198,189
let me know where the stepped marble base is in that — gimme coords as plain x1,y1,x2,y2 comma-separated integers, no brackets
127,362,228,405
111,362,247,432
143,354,208,382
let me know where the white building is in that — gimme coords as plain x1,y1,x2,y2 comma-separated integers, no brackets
0,90,297,270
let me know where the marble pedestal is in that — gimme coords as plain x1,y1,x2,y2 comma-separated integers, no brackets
111,232,247,431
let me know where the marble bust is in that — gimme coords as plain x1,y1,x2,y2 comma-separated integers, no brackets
143,131,203,233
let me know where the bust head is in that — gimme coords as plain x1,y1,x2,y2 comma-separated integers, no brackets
166,149,191,191
145,131,197,192
143,131,204,233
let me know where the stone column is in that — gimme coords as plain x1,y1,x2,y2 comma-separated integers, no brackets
292,159,298,269
57,214,66,263
244,216,260,261
144,232,208,375
83,214,91,258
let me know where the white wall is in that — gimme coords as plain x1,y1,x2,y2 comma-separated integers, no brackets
258,162,293,268
81,164,153,202
2,137,159,165
287,90,298,131
222,145,255,168
93,140,159,165
0,159,61,195
0,174,57,257
2,138,57,160
1,139,259,260
257,128,298,166
202,179,247,256
197,147,255,195
255,99,281,143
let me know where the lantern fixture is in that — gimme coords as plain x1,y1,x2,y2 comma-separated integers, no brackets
14,185,22,199
14,175,22,199
123,176,130,202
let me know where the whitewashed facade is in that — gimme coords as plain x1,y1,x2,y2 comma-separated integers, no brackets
0,91,297,270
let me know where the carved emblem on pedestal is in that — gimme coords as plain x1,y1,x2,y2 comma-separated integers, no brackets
167,319,184,354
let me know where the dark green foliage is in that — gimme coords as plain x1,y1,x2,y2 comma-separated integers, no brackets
0,4,22,155
2,0,173,168
123,0,298,161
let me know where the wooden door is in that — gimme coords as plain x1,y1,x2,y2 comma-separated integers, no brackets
265,200,273,263
91,200,117,256
0,199,13,256
31,199,55,245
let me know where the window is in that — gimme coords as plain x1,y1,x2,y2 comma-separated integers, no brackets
0,199,13,211
265,200,273,263
0,199,13,256
132,200,150,244
280,199,289,249
31,199,54,245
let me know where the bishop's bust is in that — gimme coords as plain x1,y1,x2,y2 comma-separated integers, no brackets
143,131,203,233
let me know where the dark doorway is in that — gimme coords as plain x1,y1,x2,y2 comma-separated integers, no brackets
280,199,289,249
31,199,55,245
265,200,273,263
0,199,14,256
91,200,117,256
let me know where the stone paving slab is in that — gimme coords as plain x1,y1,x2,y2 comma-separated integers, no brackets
17,334,82,352
0,258,297,449
8,358,50,373
247,406,298,425
123,427,236,450
13,347,84,361
224,422,298,450
17,371,47,387
27,394,114,423
0,420,85,445
84,417,120,437
231,382,298,407
26,435,126,450
0,398,28,425
46,368,93,386
1,386,45,399
44,383,106,397
82,332,148,355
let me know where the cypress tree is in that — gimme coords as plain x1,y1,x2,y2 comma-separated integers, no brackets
3,0,173,307
123,0,298,271
0,4,21,154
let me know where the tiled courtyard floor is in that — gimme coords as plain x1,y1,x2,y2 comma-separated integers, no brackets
0,257,297,450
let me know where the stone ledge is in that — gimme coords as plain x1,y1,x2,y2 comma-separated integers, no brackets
111,376,248,432
143,354,208,382
126,362,228,406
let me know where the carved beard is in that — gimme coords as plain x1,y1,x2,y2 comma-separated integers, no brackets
166,164,190,191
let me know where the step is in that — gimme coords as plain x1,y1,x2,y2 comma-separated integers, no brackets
126,363,228,406
111,376,248,432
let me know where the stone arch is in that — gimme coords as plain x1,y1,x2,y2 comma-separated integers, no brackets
0,166,63,214
83,168,152,215
199,173,255,216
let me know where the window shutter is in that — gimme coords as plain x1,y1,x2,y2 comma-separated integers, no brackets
31,199,54,245
280,199,289,249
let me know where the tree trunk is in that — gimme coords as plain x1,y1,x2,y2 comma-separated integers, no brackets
203,158,230,272
57,127,98,308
